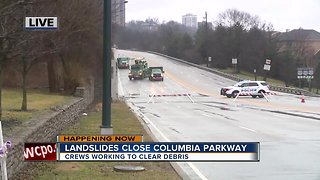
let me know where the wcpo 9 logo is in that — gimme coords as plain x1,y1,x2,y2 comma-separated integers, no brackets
25,17,58,30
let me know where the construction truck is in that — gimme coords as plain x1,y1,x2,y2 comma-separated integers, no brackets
148,67,164,81
128,58,149,80
117,57,130,69
128,58,164,81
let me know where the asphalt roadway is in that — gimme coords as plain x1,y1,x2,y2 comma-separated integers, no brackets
116,50,320,180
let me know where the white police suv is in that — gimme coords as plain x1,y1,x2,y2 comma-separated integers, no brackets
220,80,270,98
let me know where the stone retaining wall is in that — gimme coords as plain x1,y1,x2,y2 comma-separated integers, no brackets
6,79,94,179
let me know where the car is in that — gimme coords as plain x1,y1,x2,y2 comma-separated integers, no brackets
149,67,164,81
117,57,130,69
220,80,270,98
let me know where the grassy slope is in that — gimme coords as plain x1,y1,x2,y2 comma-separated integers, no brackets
2,88,73,122
16,101,181,180
2,88,73,137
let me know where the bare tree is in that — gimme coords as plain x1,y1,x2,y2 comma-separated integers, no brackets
0,0,23,120
216,9,262,30
2,0,103,112
25,0,104,93
210,9,277,73
13,33,56,111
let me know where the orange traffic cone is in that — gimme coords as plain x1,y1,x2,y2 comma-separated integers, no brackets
301,95,305,103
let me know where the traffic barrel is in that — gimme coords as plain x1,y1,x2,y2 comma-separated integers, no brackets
301,95,305,103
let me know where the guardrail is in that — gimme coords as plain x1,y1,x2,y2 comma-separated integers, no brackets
147,51,319,97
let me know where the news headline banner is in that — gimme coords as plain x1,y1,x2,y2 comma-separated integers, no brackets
58,142,260,162
57,135,144,142
24,135,144,161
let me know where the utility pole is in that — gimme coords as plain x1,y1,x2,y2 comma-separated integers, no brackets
101,0,113,135
205,12,208,33
204,12,208,67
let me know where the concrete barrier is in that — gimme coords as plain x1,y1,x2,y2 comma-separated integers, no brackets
148,51,320,97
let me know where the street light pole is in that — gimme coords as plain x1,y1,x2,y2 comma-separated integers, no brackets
101,0,113,135
124,1,128,27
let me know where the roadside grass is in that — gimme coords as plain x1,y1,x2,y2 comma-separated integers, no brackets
219,68,320,94
3,88,73,121
19,101,181,180
2,88,73,135
216,68,286,86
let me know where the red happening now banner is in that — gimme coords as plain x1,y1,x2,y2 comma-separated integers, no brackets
24,143,57,161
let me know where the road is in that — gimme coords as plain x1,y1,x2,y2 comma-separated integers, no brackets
116,50,320,180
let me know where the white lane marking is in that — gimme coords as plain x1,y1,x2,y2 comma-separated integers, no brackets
187,162,208,180
132,108,209,179
239,126,257,133
138,109,170,142
118,69,208,180
138,108,208,180
202,114,214,118
117,70,125,96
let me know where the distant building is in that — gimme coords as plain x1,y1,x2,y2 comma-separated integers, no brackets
182,14,198,29
278,29,320,55
112,0,126,26
278,29,320,67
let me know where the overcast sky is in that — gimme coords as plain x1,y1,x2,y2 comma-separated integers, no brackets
126,0,320,32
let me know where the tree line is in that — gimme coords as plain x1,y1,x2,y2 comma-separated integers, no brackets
0,0,103,120
114,9,320,92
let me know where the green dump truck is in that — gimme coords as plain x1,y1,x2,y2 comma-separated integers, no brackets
117,57,130,69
